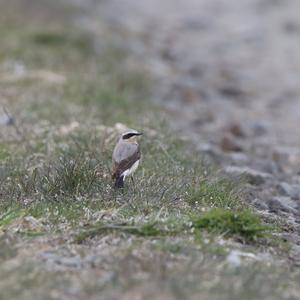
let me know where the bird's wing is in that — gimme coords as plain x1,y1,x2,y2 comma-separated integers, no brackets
112,143,140,179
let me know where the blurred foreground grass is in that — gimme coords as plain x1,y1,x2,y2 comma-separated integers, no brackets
0,2,299,300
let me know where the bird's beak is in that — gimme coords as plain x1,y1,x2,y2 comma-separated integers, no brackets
136,132,143,136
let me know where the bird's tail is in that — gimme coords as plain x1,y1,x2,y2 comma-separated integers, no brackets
114,175,124,188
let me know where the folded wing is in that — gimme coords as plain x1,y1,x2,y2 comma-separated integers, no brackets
112,143,141,179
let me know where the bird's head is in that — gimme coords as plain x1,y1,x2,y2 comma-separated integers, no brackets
121,129,143,143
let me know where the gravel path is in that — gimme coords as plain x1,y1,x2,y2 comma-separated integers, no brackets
72,0,300,252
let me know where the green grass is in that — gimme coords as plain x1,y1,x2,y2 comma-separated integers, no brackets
192,208,271,242
0,2,298,300
31,31,92,51
187,176,243,209
75,222,162,243
0,143,10,160
0,209,24,229
74,206,271,244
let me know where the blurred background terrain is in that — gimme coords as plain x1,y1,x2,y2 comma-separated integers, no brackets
1,0,300,299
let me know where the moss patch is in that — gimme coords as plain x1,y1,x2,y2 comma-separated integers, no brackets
192,208,271,242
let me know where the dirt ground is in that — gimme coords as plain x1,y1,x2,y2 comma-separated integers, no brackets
1,0,300,299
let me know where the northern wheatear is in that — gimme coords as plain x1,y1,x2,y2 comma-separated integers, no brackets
112,129,142,188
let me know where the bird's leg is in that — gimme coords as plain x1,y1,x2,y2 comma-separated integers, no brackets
130,176,135,185
130,176,137,193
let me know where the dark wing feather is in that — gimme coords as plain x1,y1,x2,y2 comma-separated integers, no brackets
112,146,140,179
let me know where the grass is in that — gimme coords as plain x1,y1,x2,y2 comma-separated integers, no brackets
0,143,9,160
1,127,255,239
74,222,162,243
74,206,269,244
0,209,24,229
0,1,299,300
192,208,270,242
187,176,243,209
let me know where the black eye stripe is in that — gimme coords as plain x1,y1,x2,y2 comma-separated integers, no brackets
123,133,136,139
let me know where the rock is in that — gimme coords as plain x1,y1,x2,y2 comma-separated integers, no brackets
7,215,46,233
198,143,223,163
249,121,270,137
0,114,14,126
252,198,268,210
284,21,300,34
292,244,300,255
226,250,241,267
289,154,300,167
227,122,247,138
220,135,243,152
182,88,200,104
267,197,298,214
282,233,300,245
39,252,82,268
224,166,272,185
272,149,289,164
260,160,279,174
218,85,245,99
278,182,300,200
191,112,214,126
227,152,249,164
273,147,300,168
226,250,268,267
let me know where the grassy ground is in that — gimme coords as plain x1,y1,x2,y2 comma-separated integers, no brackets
0,2,299,300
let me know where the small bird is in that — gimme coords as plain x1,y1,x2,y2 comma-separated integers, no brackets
112,129,142,188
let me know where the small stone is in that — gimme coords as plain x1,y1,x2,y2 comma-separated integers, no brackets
227,122,246,138
226,250,241,267
284,21,300,34
249,121,270,137
267,197,298,214
252,198,268,210
292,244,300,255
272,147,300,167
198,144,223,164
39,252,82,268
220,135,243,152
261,160,279,174
0,114,14,126
224,166,271,185
226,250,261,267
218,85,245,99
272,149,289,163
278,182,300,200
227,152,249,164
182,88,200,104
7,215,45,233
282,233,300,247
289,154,300,166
